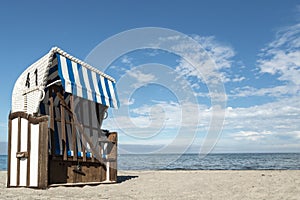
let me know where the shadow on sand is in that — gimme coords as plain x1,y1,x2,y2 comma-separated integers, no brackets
117,175,139,183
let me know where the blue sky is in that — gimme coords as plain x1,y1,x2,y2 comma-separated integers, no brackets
0,0,300,153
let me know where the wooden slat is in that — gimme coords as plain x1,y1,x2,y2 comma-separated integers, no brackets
60,101,67,161
7,118,12,187
16,117,21,186
49,96,54,129
9,112,48,124
96,104,100,128
70,95,77,161
89,102,96,162
85,101,94,163
49,93,55,156
79,101,87,162
56,93,73,114
108,132,117,182
9,112,29,120
38,121,49,188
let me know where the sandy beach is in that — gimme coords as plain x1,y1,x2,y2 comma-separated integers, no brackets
0,170,299,200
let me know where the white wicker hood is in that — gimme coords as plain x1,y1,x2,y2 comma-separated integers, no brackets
11,47,119,115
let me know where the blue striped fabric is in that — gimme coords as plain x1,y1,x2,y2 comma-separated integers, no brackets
56,53,119,108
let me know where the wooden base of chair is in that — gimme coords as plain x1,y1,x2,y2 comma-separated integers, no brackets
48,154,117,185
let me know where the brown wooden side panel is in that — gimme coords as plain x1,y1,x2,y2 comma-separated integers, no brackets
100,164,107,182
48,160,68,184
38,121,49,189
107,132,117,161
108,132,117,182
109,161,117,182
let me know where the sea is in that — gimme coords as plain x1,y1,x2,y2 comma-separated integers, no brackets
1,153,299,171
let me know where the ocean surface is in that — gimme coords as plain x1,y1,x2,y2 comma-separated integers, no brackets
1,153,299,171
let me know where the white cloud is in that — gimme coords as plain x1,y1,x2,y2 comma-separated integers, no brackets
103,94,300,152
120,98,135,106
109,65,127,73
193,35,235,70
119,56,157,88
230,84,298,98
121,55,133,66
230,22,300,98
104,100,211,138
257,22,300,88
127,69,156,83
203,95,300,152
233,130,272,141
162,34,241,106
231,75,245,82
126,68,157,89
224,96,300,136
158,34,241,85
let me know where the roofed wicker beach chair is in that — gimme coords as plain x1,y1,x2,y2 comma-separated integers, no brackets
7,47,119,188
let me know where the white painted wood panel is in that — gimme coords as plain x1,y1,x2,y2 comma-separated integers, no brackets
10,119,18,186
19,118,28,186
29,124,39,187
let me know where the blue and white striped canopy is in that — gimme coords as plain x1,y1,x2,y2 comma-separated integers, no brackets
56,53,119,108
